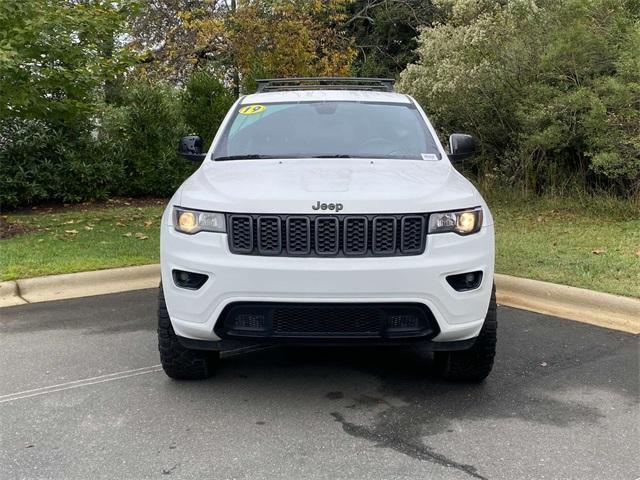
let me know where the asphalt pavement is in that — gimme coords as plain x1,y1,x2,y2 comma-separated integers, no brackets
0,289,638,480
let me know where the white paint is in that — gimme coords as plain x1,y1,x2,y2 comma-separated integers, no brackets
163,91,496,346
0,366,162,405
241,90,411,105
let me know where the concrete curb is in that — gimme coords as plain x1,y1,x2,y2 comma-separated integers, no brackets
495,275,640,334
0,281,24,308
1,265,638,334
0,265,160,307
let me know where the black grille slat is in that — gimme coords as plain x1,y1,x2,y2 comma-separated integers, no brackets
315,217,339,255
400,216,426,254
372,217,396,254
229,215,253,253
227,213,429,257
257,216,282,254
343,217,368,255
286,217,311,255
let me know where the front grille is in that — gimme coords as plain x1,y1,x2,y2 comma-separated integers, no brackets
216,302,439,339
227,214,427,257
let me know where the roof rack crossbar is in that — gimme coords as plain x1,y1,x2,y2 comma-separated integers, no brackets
255,77,395,93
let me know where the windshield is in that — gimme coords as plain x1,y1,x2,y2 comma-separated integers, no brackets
212,101,440,161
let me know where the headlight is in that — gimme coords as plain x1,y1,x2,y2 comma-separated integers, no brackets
173,207,226,234
428,207,482,235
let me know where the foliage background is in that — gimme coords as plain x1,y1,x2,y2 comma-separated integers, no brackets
399,0,640,196
1,0,638,209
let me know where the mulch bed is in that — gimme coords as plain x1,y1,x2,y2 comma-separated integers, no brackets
1,197,168,239
6,197,168,215
0,217,36,239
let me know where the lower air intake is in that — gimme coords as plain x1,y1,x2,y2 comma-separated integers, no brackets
216,302,438,340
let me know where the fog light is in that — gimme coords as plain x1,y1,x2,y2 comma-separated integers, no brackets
232,313,266,331
384,310,425,335
387,314,419,330
172,269,208,290
446,271,483,292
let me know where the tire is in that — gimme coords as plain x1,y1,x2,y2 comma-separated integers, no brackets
434,284,497,382
157,284,220,380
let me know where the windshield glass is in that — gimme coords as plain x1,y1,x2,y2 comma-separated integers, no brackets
212,101,440,160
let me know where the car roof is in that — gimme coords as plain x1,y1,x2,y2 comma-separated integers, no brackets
240,90,412,105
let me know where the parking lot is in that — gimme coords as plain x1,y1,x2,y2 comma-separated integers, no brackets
1,289,638,479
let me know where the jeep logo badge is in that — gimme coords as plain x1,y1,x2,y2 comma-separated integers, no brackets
312,201,343,212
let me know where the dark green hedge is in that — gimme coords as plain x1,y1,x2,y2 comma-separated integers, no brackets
0,74,233,210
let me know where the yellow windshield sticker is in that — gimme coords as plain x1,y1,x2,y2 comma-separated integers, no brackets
239,104,266,115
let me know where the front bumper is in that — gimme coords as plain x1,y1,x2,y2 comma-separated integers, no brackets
161,219,495,344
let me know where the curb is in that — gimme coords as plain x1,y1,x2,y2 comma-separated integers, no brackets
1,265,638,334
494,275,640,334
0,281,23,308
0,265,160,308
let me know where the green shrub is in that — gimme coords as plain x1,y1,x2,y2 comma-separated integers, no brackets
107,81,195,197
0,119,115,208
1,119,56,208
0,83,190,209
182,72,234,146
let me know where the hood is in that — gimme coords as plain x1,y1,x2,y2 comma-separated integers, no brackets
178,158,482,214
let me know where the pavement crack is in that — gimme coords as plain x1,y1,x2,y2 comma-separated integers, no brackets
331,412,488,480
161,463,179,475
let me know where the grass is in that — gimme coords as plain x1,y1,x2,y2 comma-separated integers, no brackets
0,199,164,281
485,189,640,298
1,194,638,297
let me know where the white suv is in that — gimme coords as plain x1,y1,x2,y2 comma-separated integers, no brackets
159,78,496,382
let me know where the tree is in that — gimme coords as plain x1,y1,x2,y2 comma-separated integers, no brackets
0,0,138,208
131,0,355,94
109,81,193,197
0,0,134,126
182,71,234,144
129,0,214,82
398,0,640,195
346,0,437,78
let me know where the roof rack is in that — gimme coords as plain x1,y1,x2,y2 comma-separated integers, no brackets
255,77,395,93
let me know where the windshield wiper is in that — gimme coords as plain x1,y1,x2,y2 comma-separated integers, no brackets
214,154,356,161
213,154,282,161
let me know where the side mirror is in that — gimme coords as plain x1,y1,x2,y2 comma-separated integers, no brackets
178,135,206,162
448,133,477,162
